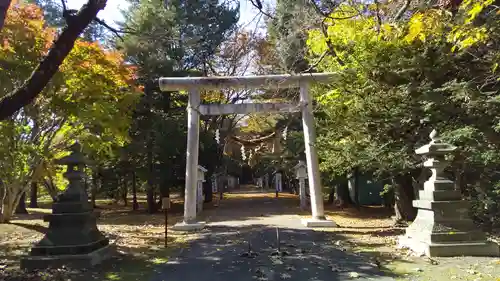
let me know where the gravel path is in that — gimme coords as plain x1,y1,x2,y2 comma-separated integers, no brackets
151,194,396,281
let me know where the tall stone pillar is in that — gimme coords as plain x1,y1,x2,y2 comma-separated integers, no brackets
399,129,499,257
173,89,205,231
299,82,336,227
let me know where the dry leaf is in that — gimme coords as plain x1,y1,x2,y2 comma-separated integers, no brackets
348,272,360,278
280,273,292,279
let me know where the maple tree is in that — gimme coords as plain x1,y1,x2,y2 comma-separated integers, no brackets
0,0,108,120
0,2,137,223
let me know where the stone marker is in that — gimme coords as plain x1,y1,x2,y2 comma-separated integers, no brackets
21,142,112,270
399,129,499,257
294,161,308,210
196,165,207,212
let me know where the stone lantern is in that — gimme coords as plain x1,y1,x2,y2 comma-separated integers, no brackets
294,161,308,210
197,165,207,212
21,142,111,270
399,130,499,257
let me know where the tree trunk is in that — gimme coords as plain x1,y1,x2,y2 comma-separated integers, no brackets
0,0,108,120
146,82,157,214
0,195,15,223
353,167,360,208
1,187,23,223
393,173,417,224
327,187,335,204
132,171,138,211
204,181,212,203
42,177,58,201
29,182,38,208
15,192,28,214
146,184,156,214
0,0,12,33
0,183,4,218
336,177,351,208
84,175,89,197
122,175,128,207
114,176,120,203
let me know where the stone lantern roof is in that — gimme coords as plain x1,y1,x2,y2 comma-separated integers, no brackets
293,160,307,170
55,142,90,166
415,129,457,155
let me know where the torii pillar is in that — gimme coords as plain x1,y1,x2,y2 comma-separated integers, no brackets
159,74,339,230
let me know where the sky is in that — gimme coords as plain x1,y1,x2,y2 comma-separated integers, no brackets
67,0,274,29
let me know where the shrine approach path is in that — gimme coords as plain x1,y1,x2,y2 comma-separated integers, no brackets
151,189,396,281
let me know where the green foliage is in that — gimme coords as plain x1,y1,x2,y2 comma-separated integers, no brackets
120,0,238,80
306,1,500,226
118,0,239,196
267,0,315,72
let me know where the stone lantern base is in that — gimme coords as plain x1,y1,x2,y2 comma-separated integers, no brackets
399,183,499,257
20,244,112,270
399,129,499,257
20,201,112,270
398,199,499,257
20,142,112,270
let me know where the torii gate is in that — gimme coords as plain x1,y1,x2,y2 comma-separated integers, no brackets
158,73,338,231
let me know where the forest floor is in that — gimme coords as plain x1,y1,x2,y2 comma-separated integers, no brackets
0,188,499,281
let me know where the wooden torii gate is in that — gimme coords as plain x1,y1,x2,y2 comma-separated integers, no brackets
158,73,339,231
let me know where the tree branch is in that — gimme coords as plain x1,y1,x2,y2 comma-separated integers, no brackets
0,0,107,120
60,0,67,13
308,0,360,20
374,0,382,32
303,50,328,73
0,0,12,32
249,0,274,19
320,19,345,66
93,17,128,40
394,0,411,21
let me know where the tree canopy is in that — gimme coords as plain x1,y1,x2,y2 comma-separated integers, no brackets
0,2,137,222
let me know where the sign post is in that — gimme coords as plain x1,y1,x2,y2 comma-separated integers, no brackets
212,174,220,207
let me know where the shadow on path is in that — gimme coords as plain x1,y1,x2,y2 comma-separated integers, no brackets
151,194,399,281
10,222,48,233
153,224,397,281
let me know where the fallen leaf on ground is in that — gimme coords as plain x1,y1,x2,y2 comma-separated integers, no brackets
280,273,291,279
348,272,360,278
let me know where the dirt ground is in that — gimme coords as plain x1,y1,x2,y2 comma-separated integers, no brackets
0,191,499,281
318,206,500,281
0,196,194,281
